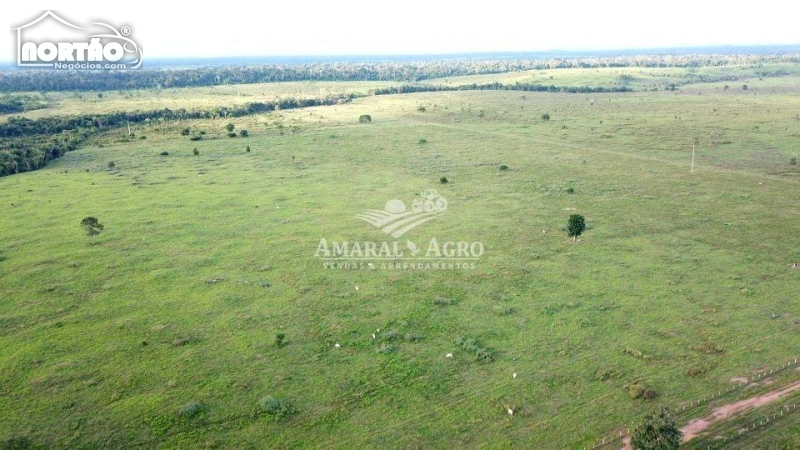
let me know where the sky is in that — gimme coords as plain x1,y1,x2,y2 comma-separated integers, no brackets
2,1,800,62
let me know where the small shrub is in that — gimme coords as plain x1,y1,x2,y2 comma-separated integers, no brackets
566,187,575,194
492,305,512,316
475,348,494,362
541,113,550,121
190,136,202,141
382,330,404,341
623,347,644,358
159,151,169,156
239,130,249,137
642,389,659,400
192,148,199,156
358,114,372,123
172,337,192,347
225,123,235,132
199,130,206,135
418,138,427,144
228,133,237,138
742,84,748,91
686,367,705,377
274,333,286,347
107,161,116,169
0,436,32,450
417,106,426,112
499,164,509,171
180,128,191,136
139,136,147,140
791,156,797,165
433,297,456,306
593,368,622,381
178,401,204,418
627,383,646,399
246,146,251,152
440,176,449,184
404,333,422,342
377,343,396,354
260,396,296,419
455,336,494,362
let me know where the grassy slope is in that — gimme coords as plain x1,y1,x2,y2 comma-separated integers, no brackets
1,68,799,448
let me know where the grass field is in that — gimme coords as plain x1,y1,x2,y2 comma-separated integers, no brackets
1,64,799,448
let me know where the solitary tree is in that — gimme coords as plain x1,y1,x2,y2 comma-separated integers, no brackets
541,113,551,121
80,217,104,237
567,214,586,242
630,406,681,450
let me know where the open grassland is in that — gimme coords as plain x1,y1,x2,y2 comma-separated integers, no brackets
1,65,799,448
422,63,800,92
0,80,398,122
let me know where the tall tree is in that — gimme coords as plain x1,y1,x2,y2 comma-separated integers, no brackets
567,214,586,243
80,217,104,237
631,406,682,450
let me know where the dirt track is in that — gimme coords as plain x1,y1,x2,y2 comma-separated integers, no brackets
680,379,800,441
620,379,800,449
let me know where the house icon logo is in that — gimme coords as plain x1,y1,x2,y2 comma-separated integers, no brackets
12,10,143,70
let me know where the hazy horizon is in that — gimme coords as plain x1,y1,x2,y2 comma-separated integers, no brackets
3,2,800,63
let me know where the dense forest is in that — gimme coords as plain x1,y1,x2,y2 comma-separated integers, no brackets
1,53,798,92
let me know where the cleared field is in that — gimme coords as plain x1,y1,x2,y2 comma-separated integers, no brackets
0,65,799,448
0,80,398,122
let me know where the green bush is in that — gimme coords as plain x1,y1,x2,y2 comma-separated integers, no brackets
499,164,509,171
0,436,32,450
159,151,169,156
228,133,237,138
541,113,550,121
180,128,190,136
192,148,199,156
178,401,204,418
189,136,202,141
274,333,286,347
440,176,449,184
475,348,495,362
239,130,249,137
433,297,457,306
791,156,797,165
358,114,372,123
418,138,427,144
107,161,115,169
382,330,404,341
259,396,296,419
377,343,396,354
455,336,495,362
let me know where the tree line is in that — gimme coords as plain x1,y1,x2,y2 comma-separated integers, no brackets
1,53,797,92
0,95,353,177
